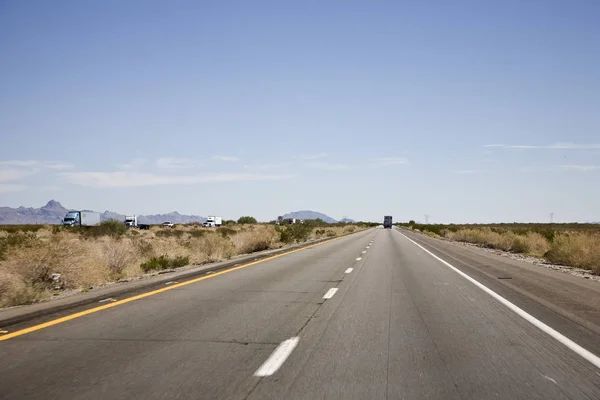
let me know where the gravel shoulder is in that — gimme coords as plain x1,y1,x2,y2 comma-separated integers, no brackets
446,237,600,282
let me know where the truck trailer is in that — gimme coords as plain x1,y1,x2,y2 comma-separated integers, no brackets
203,216,222,227
383,215,393,229
62,211,101,227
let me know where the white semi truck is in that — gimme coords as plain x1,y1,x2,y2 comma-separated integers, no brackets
62,211,101,227
125,215,150,230
203,216,222,227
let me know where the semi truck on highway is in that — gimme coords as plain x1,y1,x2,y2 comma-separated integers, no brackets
203,216,222,227
124,215,150,230
62,211,101,227
383,215,393,229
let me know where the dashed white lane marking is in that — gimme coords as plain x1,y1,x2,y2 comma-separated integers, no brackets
356,257,362,261
362,250,367,254
98,298,115,303
543,375,558,385
254,337,299,377
323,288,338,299
396,231,600,370
345,268,353,273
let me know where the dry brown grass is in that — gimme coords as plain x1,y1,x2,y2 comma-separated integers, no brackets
0,223,362,306
444,228,550,257
229,225,280,254
439,226,599,273
546,233,600,273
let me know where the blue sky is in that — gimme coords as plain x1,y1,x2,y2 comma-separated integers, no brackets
1,0,599,223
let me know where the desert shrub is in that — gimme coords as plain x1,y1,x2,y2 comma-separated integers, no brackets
0,225,45,233
189,230,207,238
237,216,257,224
104,241,136,279
510,236,530,253
326,230,336,237
0,276,48,307
83,220,127,238
0,232,38,260
546,233,600,273
217,227,237,238
134,239,154,257
230,225,278,253
185,233,236,263
343,226,356,233
1,235,107,291
277,223,312,243
155,229,185,238
303,219,327,227
522,232,550,257
140,255,189,272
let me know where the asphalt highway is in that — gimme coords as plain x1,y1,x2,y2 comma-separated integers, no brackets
1,228,599,399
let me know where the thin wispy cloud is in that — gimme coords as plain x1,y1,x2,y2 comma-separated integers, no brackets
117,158,147,170
519,166,555,173
560,165,600,171
483,143,600,150
212,155,239,162
304,162,349,170
453,169,485,174
60,171,294,188
0,160,74,170
244,163,288,171
156,157,199,169
370,157,409,167
0,184,25,193
295,153,328,160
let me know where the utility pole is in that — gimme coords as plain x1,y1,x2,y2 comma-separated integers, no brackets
550,212,554,224
424,214,430,224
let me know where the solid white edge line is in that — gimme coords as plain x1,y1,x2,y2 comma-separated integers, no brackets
254,337,299,377
345,268,353,273
396,230,600,370
323,288,338,299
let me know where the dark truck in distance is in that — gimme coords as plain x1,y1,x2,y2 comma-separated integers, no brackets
383,216,393,229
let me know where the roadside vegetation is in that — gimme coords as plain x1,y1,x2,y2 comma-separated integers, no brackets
398,222,600,274
0,220,372,307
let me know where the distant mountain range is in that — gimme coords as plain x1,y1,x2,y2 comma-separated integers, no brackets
281,210,339,224
0,200,206,225
0,201,350,225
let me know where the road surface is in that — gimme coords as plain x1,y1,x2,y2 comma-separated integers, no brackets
1,228,599,399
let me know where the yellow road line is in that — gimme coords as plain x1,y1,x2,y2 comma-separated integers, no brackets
0,235,346,341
